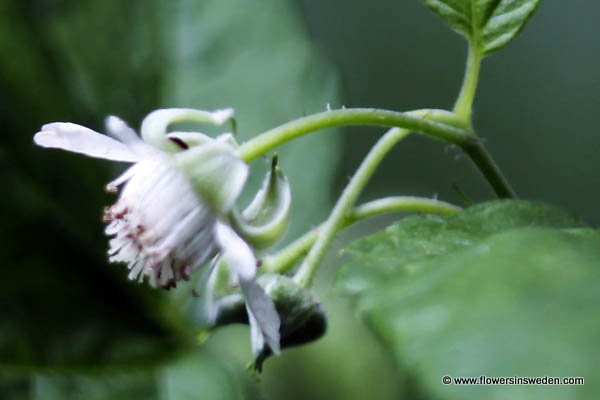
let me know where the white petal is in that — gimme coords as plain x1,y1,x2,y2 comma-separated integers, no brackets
105,116,140,144
247,309,265,356
242,280,281,356
214,222,256,281
214,221,280,355
34,123,139,162
105,116,158,159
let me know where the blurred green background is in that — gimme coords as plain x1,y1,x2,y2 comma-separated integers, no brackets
0,0,598,399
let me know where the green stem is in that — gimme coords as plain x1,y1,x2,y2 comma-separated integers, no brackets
461,138,516,198
452,42,516,197
262,196,461,274
239,108,470,162
453,42,482,123
293,128,411,286
240,106,513,199
350,196,461,219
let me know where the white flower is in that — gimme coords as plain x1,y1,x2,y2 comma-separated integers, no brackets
34,108,280,355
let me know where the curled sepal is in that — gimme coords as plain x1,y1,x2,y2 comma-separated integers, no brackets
206,271,327,372
232,156,292,248
141,108,235,152
175,142,248,215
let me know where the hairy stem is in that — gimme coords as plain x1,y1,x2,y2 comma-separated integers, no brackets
293,127,411,286
239,108,470,163
461,138,516,198
239,107,513,198
262,196,461,274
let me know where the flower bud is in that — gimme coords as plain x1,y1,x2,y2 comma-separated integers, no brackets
206,270,327,371
252,273,327,371
232,156,292,248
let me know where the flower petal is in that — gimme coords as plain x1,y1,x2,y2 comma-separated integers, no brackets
214,222,256,281
105,116,140,145
215,222,281,355
242,280,281,356
247,307,266,356
34,123,139,162
105,116,157,159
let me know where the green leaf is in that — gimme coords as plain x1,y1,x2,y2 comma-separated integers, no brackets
422,0,542,55
338,201,599,399
337,200,584,296
30,370,158,400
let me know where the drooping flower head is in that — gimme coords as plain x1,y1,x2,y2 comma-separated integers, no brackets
34,108,281,355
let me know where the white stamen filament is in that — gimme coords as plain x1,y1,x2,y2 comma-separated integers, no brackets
104,157,217,289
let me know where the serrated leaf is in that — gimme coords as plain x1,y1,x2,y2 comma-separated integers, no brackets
338,201,599,399
374,229,599,399
422,0,542,55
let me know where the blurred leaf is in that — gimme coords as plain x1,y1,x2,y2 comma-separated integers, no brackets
158,350,260,400
0,350,260,400
0,0,182,369
338,201,598,399
0,0,340,396
0,373,29,400
30,369,158,400
421,0,541,55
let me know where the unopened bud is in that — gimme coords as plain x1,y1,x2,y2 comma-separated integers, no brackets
206,269,326,371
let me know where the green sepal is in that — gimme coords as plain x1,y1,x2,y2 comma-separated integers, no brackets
232,156,292,248
174,141,248,215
